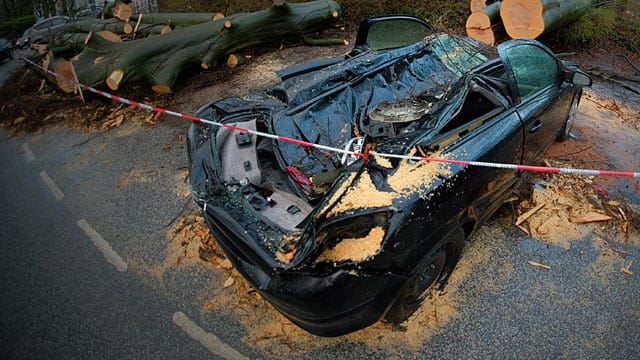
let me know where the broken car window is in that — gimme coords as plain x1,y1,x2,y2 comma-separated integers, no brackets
502,44,558,98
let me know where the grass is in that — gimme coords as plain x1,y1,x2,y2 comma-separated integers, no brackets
557,2,639,52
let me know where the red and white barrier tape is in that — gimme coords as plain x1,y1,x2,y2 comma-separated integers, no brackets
23,57,640,178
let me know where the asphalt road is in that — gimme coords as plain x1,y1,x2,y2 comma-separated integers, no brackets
1,110,638,358
0,126,252,359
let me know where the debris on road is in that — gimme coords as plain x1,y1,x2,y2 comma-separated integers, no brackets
571,212,613,224
621,261,634,276
527,261,551,270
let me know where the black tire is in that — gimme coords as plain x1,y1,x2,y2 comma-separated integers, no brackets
558,90,581,141
384,228,465,323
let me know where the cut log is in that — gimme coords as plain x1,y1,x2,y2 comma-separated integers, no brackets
213,13,225,21
500,0,593,39
114,2,133,22
64,0,341,93
466,1,503,45
226,53,246,68
98,30,123,42
106,69,125,90
52,58,77,93
470,0,500,13
65,18,133,35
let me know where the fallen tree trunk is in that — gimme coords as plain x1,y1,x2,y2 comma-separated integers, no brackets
500,0,593,39
60,0,341,94
466,1,503,45
132,12,222,27
65,18,133,35
470,0,500,13
137,24,172,37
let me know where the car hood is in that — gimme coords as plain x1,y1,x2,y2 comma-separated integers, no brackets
189,34,487,270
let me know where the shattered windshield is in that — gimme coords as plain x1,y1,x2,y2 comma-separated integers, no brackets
430,34,488,77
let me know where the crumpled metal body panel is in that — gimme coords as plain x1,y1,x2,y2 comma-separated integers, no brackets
187,17,590,336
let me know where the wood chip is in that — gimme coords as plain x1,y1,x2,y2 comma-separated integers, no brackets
527,261,551,270
220,259,233,270
618,207,627,221
621,268,634,276
516,224,530,235
223,277,235,288
516,203,546,226
100,114,125,129
571,212,613,224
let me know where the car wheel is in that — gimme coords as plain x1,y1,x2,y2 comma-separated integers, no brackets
384,228,465,324
558,91,581,141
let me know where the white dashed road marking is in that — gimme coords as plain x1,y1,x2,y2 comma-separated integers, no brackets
39,171,64,200
21,143,35,162
173,311,247,360
77,219,128,272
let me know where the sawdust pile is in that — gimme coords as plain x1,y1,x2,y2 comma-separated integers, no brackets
326,172,396,218
316,226,386,262
514,173,639,250
326,151,450,218
387,153,451,196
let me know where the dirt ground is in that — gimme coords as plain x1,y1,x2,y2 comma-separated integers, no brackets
1,24,639,357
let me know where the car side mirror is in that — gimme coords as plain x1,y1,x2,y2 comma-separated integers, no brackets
570,70,592,87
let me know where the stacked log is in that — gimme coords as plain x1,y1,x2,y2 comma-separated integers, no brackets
500,0,593,39
466,1,502,45
466,0,596,43
470,0,501,13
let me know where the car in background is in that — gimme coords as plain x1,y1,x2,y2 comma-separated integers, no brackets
0,38,12,63
15,16,69,48
187,15,591,336
73,6,103,20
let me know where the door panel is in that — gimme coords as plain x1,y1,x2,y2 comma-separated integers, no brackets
497,39,573,164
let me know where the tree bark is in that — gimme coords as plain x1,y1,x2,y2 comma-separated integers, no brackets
500,0,593,39
65,18,133,35
466,1,503,45
470,0,500,13
132,12,221,27
63,0,341,93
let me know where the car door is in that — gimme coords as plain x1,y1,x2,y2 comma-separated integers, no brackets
422,74,523,224
497,40,575,164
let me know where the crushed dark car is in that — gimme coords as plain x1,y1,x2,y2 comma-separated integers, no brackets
187,15,591,336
